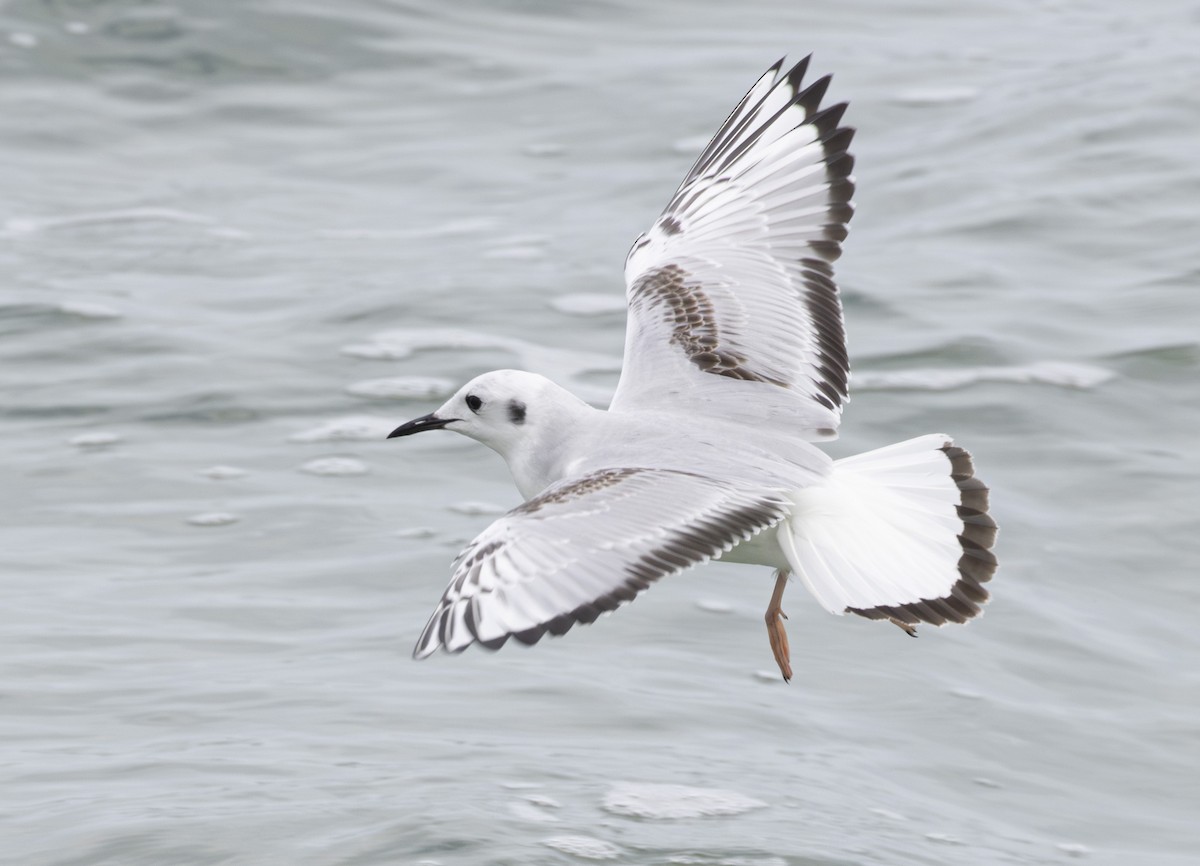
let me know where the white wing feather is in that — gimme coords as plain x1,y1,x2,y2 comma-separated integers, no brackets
612,57,855,438
413,468,789,658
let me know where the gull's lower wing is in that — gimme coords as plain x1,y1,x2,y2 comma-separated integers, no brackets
412,468,789,659
611,56,855,438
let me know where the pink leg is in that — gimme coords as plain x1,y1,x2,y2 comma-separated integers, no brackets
764,570,792,682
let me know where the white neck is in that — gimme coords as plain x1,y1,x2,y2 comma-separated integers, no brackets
504,388,599,499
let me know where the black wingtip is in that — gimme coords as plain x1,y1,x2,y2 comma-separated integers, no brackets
797,74,833,114
784,54,812,88
811,102,850,136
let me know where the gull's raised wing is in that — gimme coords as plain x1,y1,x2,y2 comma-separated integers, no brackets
612,56,855,438
412,468,788,658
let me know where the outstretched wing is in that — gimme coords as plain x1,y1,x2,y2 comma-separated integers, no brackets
413,468,788,658
612,56,855,438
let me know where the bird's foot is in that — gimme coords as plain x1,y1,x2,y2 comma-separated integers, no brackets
765,606,792,683
889,616,918,637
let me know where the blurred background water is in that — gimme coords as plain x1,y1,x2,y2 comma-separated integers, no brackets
2,1,1199,864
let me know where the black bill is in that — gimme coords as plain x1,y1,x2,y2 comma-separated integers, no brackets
387,413,454,438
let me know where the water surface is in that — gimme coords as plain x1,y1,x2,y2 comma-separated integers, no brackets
3,1,1199,864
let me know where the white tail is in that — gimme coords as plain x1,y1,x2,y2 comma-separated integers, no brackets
779,434,997,627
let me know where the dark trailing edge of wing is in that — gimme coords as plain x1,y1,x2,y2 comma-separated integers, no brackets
481,495,788,652
414,469,791,658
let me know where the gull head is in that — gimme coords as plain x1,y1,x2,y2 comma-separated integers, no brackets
387,369,588,462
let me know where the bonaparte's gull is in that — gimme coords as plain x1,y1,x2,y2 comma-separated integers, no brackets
389,56,997,681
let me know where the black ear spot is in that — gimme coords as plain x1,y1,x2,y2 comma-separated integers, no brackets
466,394,482,413
507,400,526,425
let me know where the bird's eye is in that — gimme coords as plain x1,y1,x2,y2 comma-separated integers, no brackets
465,394,483,413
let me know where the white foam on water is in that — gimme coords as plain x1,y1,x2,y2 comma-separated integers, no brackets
667,854,787,858
602,783,767,820
68,431,122,448
8,32,38,48
3,208,215,236
199,465,249,480
288,416,395,443
395,527,436,540
523,142,566,157
483,245,545,261
482,234,549,261
924,833,965,845
340,329,511,361
448,501,506,516
550,294,627,316
57,301,121,319
299,457,368,476
186,512,239,527
340,344,414,362
507,800,559,824
339,327,618,405
346,376,456,400
542,836,622,860
204,226,252,240
852,361,1114,392
892,86,979,105
1056,843,1092,857
316,217,495,241
317,228,417,240
694,599,733,614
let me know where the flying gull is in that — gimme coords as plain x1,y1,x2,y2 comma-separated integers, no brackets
388,56,998,681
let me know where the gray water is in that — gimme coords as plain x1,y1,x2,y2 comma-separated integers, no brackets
3,1,1199,864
